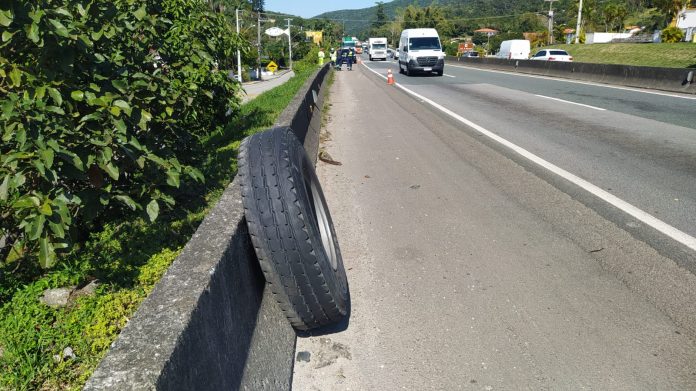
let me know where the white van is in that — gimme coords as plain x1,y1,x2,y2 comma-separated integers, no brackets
496,39,530,60
398,28,445,76
368,37,388,61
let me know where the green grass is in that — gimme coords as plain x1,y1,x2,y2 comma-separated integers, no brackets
0,51,323,391
541,43,696,68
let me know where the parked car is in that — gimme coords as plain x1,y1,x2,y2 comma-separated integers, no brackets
461,51,479,58
531,49,573,62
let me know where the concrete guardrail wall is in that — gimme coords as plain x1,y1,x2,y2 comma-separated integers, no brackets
446,56,696,95
84,63,332,391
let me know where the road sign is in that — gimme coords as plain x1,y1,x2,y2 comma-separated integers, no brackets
265,27,285,37
266,61,278,73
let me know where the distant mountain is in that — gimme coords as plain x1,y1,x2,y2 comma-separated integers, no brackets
312,0,553,38
313,0,455,38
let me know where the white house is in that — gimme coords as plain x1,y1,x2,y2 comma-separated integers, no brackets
676,9,696,41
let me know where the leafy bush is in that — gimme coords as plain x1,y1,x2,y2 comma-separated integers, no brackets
0,47,323,391
661,26,684,43
0,0,247,269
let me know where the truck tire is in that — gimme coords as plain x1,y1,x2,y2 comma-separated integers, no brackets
239,127,349,331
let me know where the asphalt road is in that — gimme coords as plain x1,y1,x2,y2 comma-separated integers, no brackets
363,57,696,271
292,59,696,390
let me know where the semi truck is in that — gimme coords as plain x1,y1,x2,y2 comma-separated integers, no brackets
368,37,388,61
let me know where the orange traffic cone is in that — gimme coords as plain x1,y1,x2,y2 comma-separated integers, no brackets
387,69,394,85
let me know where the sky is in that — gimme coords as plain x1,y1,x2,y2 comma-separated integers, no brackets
265,0,379,19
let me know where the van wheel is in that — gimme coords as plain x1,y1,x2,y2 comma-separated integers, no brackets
405,65,412,76
436,70,443,76
239,128,350,331
399,64,404,74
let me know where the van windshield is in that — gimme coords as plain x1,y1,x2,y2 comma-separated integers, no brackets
409,37,440,50
371,43,387,49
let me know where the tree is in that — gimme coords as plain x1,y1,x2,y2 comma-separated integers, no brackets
602,2,628,31
373,2,386,30
400,5,452,35
653,0,690,23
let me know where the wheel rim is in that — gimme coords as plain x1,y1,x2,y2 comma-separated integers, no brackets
304,168,339,271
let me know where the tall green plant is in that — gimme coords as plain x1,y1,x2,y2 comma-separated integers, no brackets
0,0,247,269
661,26,685,42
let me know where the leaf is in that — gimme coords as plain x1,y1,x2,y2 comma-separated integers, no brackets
35,86,46,100
112,79,128,93
40,148,54,168
80,112,101,122
91,29,103,41
27,22,39,42
114,119,127,133
54,8,72,17
0,175,9,201
45,106,65,115
166,169,180,188
138,109,152,130
2,30,15,42
113,99,132,116
71,90,84,101
186,167,205,183
40,201,52,215
0,9,12,27
109,106,121,116
49,19,69,37
133,5,147,21
38,238,57,268
1,99,13,119
48,87,62,106
9,67,21,87
146,199,159,222
5,241,24,264
13,196,41,209
101,161,119,180
115,195,138,210
48,221,65,238
165,106,174,116
29,214,46,240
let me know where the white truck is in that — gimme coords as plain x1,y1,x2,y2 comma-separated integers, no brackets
368,37,388,61
496,39,531,60
398,28,445,76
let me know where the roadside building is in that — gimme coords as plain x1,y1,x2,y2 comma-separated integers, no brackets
676,9,696,42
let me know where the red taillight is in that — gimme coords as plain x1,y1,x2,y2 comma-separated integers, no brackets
548,57,556,61
569,57,573,61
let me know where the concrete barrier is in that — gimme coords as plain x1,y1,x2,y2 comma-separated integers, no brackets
446,56,696,95
84,63,332,391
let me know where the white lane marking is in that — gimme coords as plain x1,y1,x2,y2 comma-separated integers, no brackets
446,63,696,101
443,74,456,78
362,63,696,252
535,94,606,111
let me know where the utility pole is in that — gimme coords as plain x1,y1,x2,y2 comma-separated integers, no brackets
257,11,262,80
545,0,558,45
285,18,293,71
236,8,242,82
575,0,583,44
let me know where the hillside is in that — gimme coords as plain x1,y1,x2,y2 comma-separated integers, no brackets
545,43,696,68
313,0,566,38
313,0,450,37
310,0,673,40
